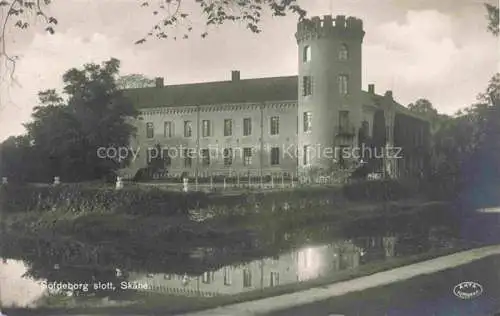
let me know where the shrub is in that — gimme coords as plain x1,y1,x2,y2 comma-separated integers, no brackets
0,184,210,216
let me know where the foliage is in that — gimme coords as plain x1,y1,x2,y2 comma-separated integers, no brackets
0,183,208,215
117,74,156,89
407,99,438,117
427,73,500,203
0,58,138,182
485,3,499,36
0,0,306,74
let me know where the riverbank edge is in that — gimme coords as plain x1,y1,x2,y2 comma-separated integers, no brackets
182,244,500,316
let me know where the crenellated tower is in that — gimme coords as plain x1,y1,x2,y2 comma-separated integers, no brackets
296,15,365,175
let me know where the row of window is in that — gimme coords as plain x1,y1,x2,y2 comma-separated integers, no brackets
302,44,349,63
149,142,355,167
150,147,283,168
200,269,279,288
302,74,349,97
147,117,280,139
146,111,350,139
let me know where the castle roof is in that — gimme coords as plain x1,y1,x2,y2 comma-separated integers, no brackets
123,75,428,122
122,76,298,109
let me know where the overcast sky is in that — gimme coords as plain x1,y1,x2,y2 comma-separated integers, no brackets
0,0,498,141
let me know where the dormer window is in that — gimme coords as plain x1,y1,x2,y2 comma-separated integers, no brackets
339,44,348,60
303,45,311,63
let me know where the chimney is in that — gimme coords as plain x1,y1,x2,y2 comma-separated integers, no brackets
231,70,240,82
368,84,375,94
155,77,164,87
385,90,393,99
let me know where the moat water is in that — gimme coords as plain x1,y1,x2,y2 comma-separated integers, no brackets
1,205,499,310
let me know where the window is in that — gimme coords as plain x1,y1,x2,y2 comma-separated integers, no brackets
270,272,279,287
243,269,252,288
303,76,312,96
162,149,171,167
184,149,192,168
164,274,172,280
339,44,349,60
184,121,192,137
271,147,280,165
202,149,210,166
270,116,279,135
146,122,154,138
224,119,232,136
339,111,349,131
202,271,214,284
243,148,252,166
303,145,310,165
224,148,233,166
243,118,252,136
303,112,312,132
223,267,232,286
164,121,173,137
303,45,311,63
202,120,211,137
338,75,348,95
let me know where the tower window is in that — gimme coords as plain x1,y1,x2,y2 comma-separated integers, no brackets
338,75,348,95
303,45,311,63
303,145,310,165
270,116,279,135
146,122,154,138
339,44,349,60
271,147,280,165
303,76,312,96
303,112,312,132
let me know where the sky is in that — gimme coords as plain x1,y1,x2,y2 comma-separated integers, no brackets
0,0,498,141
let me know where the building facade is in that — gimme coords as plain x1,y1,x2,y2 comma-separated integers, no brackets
121,15,430,181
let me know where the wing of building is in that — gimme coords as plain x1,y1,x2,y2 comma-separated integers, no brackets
120,15,431,182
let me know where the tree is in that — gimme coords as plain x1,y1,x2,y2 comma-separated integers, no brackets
2,58,139,182
407,99,438,117
117,74,156,89
485,3,499,36
0,0,306,75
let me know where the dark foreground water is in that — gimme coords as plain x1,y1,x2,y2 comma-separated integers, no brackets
1,205,499,313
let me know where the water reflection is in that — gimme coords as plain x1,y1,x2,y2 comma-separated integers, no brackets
0,204,476,307
126,234,402,297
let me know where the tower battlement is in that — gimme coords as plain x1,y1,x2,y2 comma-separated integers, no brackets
296,15,364,42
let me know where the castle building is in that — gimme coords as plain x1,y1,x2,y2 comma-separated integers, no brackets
121,15,430,181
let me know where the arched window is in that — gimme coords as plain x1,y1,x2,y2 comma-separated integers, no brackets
303,45,311,63
339,44,348,60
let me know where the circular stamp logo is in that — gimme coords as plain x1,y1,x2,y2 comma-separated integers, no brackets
453,281,483,299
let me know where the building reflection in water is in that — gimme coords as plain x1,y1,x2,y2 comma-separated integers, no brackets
128,236,395,297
